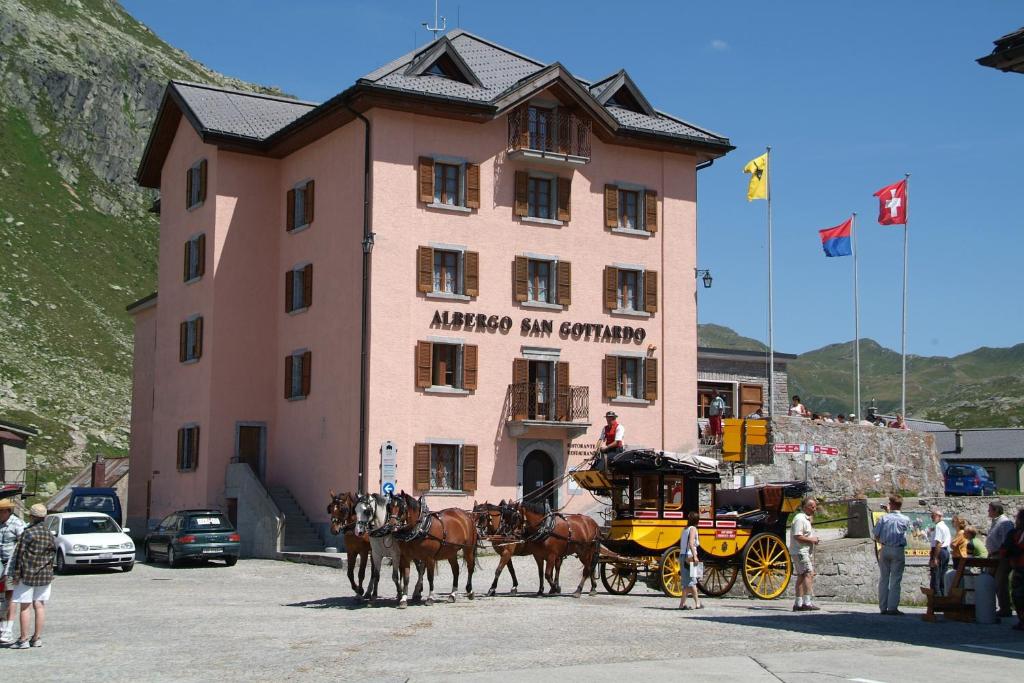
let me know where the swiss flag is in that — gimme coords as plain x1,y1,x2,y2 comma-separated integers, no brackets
873,179,907,225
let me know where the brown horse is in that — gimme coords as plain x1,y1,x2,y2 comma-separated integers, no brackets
327,490,370,598
387,491,477,606
473,500,562,596
514,500,601,598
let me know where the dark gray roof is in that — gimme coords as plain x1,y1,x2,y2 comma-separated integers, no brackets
937,428,1024,461
172,82,317,140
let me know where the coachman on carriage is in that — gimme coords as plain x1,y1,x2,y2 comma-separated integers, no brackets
572,448,808,600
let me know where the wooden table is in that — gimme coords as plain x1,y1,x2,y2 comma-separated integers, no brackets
921,556,999,622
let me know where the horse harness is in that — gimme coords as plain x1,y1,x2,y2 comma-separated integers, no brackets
392,498,475,555
524,511,575,544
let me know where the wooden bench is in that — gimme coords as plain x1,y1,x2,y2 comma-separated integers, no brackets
921,557,999,622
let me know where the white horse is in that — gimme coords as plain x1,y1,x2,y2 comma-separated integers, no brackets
353,493,408,608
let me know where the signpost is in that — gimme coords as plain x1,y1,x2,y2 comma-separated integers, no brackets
772,443,839,481
380,441,397,496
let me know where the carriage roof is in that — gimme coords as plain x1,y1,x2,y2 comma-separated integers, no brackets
604,449,721,482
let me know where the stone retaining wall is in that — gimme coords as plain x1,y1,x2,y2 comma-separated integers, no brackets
917,495,1024,529
812,538,930,606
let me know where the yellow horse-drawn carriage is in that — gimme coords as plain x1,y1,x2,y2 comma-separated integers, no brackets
571,448,808,600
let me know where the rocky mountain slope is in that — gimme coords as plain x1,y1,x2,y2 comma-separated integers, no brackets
0,0,281,493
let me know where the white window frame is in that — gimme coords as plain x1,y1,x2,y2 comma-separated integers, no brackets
611,351,650,405
287,348,309,400
185,233,203,283
427,156,470,213
290,178,312,232
289,261,311,314
187,160,205,211
612,181,653,237
697,380,739,419
425,336,468,395
426,439,464,493
526,171,558,222
183,314,201,363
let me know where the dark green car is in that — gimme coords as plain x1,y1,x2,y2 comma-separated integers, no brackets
144,509,240,567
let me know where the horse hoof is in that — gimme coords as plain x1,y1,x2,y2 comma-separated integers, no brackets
466,592,474,601
573,591,581,599
398,600,407,610
510,587,517,595
355,589,364,598
589,589,598,597
486,589,496,598
425,597,434,606
447,594,456,603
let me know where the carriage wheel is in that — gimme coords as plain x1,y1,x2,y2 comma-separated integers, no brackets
600,561,637,595
741,533,792,600
659,547,683,598
697,564,739,597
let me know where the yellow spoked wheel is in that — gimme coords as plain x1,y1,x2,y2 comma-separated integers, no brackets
600,562,638,595
697,564,739,597
741,533,792,600
659,547,683,598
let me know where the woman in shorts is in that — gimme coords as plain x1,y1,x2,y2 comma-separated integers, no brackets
678,511,703,610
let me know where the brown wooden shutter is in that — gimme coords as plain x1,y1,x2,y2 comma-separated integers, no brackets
286,189,295,231
417,246,434,293
197,234,206,276
185,167,193,209
645,189,658,233
198,160,208,203
513,171,528,217
645,358,659,401
604,184,619,228
179,322,188,362
303,264,313,308
604,266,618,310
285,269,294,313
177,428,185,468
740,383,764,418
555,361,569,420
463,344,478,391
462,445,478,492
557,177,571,222
414,443,431,492
183,240,190,282
418,157,435,203
284,355,293,398
304,180,315,224
194,317,203,359
556,260,571,306
301,351,312,396
464,251,479,297
603,356,618,399
516,106,530,148
512,358,528,420
513,256,528,302
644,270,658,314
415,341,433,388
190,426,200,468
465,163,481,209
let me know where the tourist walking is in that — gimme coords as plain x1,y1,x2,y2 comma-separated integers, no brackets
678,511,703,611
7,503,56,649
928,509,951,597
873,494,911,615
986,502,1015,617
999,508,1024,631
707,390,726,444
790,497,820,611
0,498,27,644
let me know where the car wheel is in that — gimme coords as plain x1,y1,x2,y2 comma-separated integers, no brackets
122,562,134,573
145,543,155,563
224,556,238,567
167,546,178,568
55,550,69,575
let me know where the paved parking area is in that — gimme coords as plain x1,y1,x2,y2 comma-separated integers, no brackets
1,554,1022,681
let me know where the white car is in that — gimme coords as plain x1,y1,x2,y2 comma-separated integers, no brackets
45,512,135,573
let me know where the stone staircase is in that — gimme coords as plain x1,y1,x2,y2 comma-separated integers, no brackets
268,486,323,552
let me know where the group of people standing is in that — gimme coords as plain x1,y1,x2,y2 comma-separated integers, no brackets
0,500,57,649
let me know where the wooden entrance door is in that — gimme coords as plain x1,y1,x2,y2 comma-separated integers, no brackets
237,425,265,481
523,449,556,509
739,384,764,418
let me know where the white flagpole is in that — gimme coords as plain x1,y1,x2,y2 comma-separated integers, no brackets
852,212,861,421
901,173,910,418
766,146,775,418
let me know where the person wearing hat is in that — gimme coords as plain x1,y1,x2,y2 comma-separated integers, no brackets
0,497,27,644
595,411,624,469
7,503,56,649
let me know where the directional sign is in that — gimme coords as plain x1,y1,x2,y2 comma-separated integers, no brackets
773,443,806,454
811,444,839,456
380,441,397,493
382,481,395,496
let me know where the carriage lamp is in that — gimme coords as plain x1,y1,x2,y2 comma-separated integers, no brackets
695,268,713,288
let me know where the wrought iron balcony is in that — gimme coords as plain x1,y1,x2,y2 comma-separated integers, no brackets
506,382,590,438
507,105,592,166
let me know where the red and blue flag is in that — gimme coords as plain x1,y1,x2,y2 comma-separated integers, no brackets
819,218,852,257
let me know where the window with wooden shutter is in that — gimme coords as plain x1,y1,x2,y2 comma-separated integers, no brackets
512,358,528,420
303,180,315,225
645,190,658,233
416,341,433,388
284,355,293,398
604,266,618,311
513,256,529,302
555,361,569,420
557,176,571,222
302,264,313,308
603,356,618,399
461,445,478,492
301,351,312,397
556,261,571,306
179,322,188,362
413,443,431,492
177,428,184,467
285,270,294,313
190,425,200,469
198,160,207,204
416,246,434,293
466,163,481,209
197,234,206,276
644,270,658,313
193,317,203,359
418,157,435,204
185,167,193,210
644,358,659,401
183,241,191,282
604,184,619,228
286,189,296,231
464,251,479,297
462,344,478,391
513,171,528,217
740,383,764,418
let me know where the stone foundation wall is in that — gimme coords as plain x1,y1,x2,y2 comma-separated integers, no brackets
917,495,1024,532
812,538,930,606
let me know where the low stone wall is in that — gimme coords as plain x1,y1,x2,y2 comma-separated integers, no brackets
224,463,284,559
917,494,1024,529
739,417,944,499
813,537,930,606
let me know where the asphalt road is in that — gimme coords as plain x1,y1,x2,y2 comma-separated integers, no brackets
1,554,1022,682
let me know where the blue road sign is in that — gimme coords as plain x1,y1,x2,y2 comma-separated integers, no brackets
382,481,395,495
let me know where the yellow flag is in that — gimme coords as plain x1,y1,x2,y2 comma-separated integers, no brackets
743,152,768,201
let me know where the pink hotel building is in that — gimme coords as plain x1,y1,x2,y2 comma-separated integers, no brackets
126,32,733,547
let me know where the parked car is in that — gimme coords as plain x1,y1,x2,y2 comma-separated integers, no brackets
944,464,997,496
66,487,123,526
45,512,135,573
144,509,240,567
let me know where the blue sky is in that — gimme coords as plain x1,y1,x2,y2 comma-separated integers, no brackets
122,0,1024,357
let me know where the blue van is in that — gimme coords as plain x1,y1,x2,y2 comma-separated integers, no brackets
66,487,123,526
944,464,997,496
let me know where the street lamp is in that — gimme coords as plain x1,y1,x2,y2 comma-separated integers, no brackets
695,268,713,289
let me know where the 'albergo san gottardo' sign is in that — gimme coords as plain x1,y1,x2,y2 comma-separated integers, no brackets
430,309,646,344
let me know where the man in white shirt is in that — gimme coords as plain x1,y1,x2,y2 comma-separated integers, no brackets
986,502,1015,616
790,497,820,611
928,508,951,596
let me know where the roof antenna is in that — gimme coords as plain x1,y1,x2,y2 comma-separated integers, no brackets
422,0,446,40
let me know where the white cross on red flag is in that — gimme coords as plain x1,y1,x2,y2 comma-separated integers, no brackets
872,179,907,225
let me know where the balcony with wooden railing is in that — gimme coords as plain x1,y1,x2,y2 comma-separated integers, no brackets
507,104,592,167
506,382,591,438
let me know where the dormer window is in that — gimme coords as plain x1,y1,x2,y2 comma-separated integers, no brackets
406,39,481,86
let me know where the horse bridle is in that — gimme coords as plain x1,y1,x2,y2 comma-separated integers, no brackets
328,495,356,534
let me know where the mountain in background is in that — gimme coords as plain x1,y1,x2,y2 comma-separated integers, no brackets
0,0,283,493
698,325,1024,428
